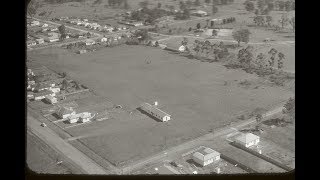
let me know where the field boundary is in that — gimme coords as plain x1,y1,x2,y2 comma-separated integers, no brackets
229,142,293,172
220,154,258,173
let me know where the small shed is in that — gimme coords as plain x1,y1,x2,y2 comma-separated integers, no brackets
140,102,171,122
234,133,260,148
78,49,87,54
192,147,220,167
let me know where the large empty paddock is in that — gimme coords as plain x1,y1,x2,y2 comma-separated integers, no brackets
28,45,293,165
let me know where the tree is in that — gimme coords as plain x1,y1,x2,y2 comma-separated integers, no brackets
93,0,102,5
255,114,263,123
277,52,285,69
196,23,201,29
279,14,289,29
254,9,259,15
221,0,228,5
212,5,218,15
27,0,40,17
283,97,295,121
188,27,192,31
289,16,295,32
168,5,175,13
193,40,201,56
232,29,251,46
266,16,273,26
139,0,149,9
58,25,66,41
268,48,278,67
245,1,255,12
212,0,219,5
205,0,211,4
180,1,187,10
257,0,267,12
278,1,285,11
194,0,201,6
62,79,69,90
123,0,130,9
212,29,218,37
157,2,162,9
284,1,292,11
237,46,254,66
182,37,189,46
253,16,265,26
186,0,193,8
267,2,274,11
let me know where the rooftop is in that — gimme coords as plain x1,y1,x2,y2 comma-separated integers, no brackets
235,133,260,144
140,102,171,117
193,147,220,162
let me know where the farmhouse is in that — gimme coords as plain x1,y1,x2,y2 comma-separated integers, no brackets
50,87,60,93
45,95,58,104
35,82,55,92
84,39,96,46
31,20,40,26
34,90,55,101
36,38,45,44
192,147,221,167
100,37,108,42
45,36,59,43
140,102,171,122
67,112,91,124
42,23,48,27
78,49,87,54
27,40,36,47
191,10,208,17
57,107,76,119
234,133,260,148
210,18,223,26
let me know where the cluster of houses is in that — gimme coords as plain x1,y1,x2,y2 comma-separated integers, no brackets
26,69,61,104
55,17,129,33
27,20,62,47
56,106,93,124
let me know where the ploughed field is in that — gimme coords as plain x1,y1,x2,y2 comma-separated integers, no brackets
27,45,293,166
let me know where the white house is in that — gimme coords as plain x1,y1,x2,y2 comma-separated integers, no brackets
192,147,221,167
78,49,87,54
68,114,80,124
34,90,55,101
42,23,48,27
57,107,76,119
191,10,208,17
78,112,92,123
140,102,171,122
84,39,96,46
36,38,45,44
178,45,186,52
50,87,60,93
27,40,37,47
234,133,260,148
100,37,108,42
31,20,40,26
27,92,34,100
45,95,58,104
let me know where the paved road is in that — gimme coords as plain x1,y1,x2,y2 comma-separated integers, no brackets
27,108,108,175
121,103,286,174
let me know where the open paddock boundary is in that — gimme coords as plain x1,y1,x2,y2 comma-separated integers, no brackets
230,142,293,172
220,154,257,173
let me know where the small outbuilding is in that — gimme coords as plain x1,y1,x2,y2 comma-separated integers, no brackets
234,133,260,148
192,147,220,167
45,95,58,104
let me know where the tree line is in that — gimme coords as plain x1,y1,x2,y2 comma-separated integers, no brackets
244,0,294,15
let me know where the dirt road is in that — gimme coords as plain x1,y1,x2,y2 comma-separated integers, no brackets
27,109,108,175
121,103,286,174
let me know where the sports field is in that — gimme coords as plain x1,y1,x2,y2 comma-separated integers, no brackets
28,45,293,166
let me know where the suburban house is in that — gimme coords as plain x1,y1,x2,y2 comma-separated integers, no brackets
27,92,34,100
192,147,221,167
27,40,37,47
31,20,40,26
234,133,260,148
34,90,55,101
84,39,96,46
45,95,58,104
67,112,92,124
36,38,45,44
100,37,108,42
191,10,208,17
57,107,76,119
140,102,171,122
78,49,87,54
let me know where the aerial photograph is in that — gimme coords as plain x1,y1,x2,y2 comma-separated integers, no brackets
26,0,295,175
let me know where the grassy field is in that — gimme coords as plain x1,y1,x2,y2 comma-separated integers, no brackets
28,44,293,166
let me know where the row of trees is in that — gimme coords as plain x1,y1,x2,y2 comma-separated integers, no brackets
253,14,295,32
236,46,286,72
244,0,294,15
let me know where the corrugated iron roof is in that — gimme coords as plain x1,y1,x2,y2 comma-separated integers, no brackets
140,103,171,118
235,133,260,144
193,147,220,162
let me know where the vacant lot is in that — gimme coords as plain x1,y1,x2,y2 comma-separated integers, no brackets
28,44,293,166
